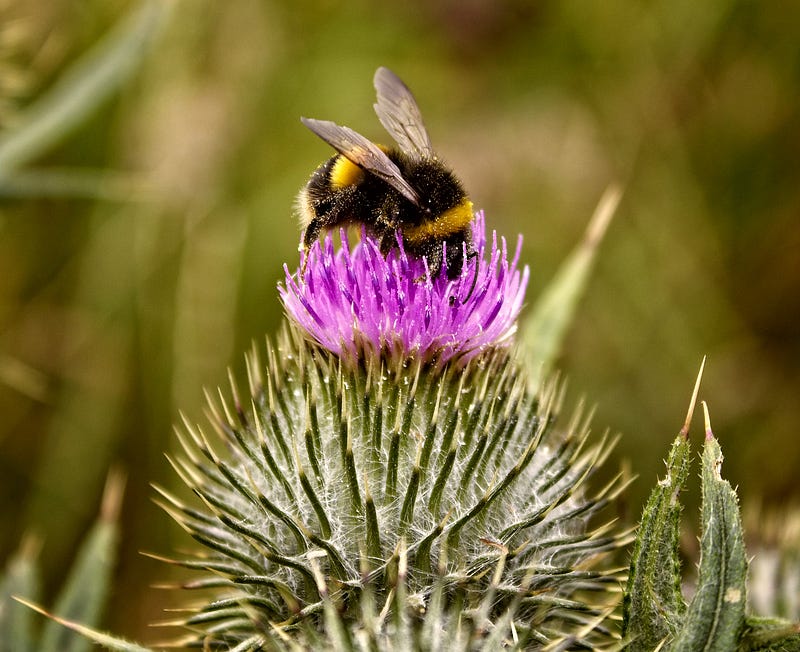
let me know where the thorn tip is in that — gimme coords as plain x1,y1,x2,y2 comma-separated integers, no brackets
701,400,713,441
681,355,706,438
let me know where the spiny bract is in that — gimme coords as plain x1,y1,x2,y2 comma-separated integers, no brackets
156,324,629,650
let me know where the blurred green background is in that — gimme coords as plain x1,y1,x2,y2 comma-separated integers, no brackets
1,0,798,642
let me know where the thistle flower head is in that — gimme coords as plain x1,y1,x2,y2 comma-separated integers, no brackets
279,212,529,366
156,210,628,650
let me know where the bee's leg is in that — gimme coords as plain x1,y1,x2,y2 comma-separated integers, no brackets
406,239,442,283
303,188,360,248
442,236,479,301
443,232,478,280
378,228,400,256
300,217,326,278
462,248,480,300
300,187,361,276
443,239,464,279
302,219,324,252
374,198,402,256
424,242,444,280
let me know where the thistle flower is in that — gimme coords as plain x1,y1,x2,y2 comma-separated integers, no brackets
279,212,529,367
157,212,629,650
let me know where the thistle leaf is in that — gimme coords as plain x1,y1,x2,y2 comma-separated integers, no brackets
12,599,152,652
622,433,690,650
0,538,41,652
522,185,621,393
669,403,747,651
622,359,704,649
739,615,800,651
39,472,124,652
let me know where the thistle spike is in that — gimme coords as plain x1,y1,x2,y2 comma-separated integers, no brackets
155,329,628,648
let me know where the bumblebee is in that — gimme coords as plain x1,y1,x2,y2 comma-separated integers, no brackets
297,67,475,280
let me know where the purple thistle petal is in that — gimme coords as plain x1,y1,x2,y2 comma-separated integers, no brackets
278,212,529,366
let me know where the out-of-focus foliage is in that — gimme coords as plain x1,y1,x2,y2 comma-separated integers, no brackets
1,472,123,652
0,0,798,642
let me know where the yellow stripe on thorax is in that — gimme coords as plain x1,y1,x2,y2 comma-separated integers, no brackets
403,199,474,244
329,144,391,189
329,156,365,189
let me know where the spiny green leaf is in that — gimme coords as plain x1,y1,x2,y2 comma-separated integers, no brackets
12,599,152,652
622,433,690,650
0,538,41,652
739,615,800,652
670,403,747,651
39,472,124,652
622,360,704,650
522,185,621,394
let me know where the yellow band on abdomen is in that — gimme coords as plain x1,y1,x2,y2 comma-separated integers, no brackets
402,199,474,244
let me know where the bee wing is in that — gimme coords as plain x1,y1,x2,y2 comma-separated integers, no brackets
373,67,434,160
301,116,420,206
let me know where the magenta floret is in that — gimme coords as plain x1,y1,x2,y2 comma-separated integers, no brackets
279,212,529,366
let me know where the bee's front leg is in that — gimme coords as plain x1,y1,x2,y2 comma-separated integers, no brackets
300,186,362,276
375,197,402,255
